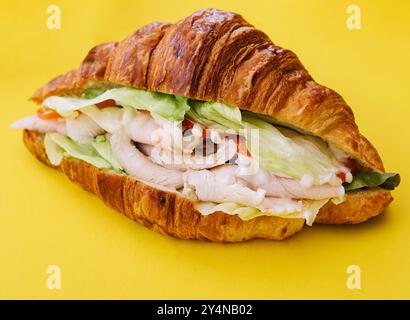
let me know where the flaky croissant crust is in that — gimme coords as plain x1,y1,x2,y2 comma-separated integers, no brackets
31,8,384,172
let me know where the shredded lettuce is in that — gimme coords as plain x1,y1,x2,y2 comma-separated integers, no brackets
187,100,243,131
43,87,190,122
242,114,341,185
196,199,328,226
44,134,64,165
81,106,124,133
92,135,123,171
44,133,122,171
83,87,107,99
344,172,400,191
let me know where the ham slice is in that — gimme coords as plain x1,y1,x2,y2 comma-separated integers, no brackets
140,139,236,171
239,167,344,200
256,197,302,214
11,115,67,135
66,114,104,143
183,166,266,207
82,106,203,153
11,114,104,144
82,106,161,145
110,129,183,189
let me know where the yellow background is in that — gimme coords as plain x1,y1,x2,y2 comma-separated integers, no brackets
1,0,409,299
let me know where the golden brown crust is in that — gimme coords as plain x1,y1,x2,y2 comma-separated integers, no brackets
315,188,392,224
30,9,384,172
23,130,392,241
105,22,172,88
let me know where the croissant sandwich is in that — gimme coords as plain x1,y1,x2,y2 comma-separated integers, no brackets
11,9,400,241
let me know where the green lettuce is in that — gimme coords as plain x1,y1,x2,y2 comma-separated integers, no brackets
43,87,190,122
242,113,341,184
187,100,243,131
44,133,122,172
196,199,329,226
344,172,400,191
91,135,123,171
44,134,64,165
83,87,107,99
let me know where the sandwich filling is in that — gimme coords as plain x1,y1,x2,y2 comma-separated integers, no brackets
12,87,400,225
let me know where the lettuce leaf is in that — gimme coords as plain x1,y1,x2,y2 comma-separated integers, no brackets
44,134,64,165
83,87,107,99
43,87,190,122
242,113,341,185
81,106,124,133
196,199,328,226
187,100,243,131
92,135,123,171
44,133,122,171
344,172,400,191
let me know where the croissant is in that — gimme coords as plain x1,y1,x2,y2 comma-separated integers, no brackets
15,9,398,241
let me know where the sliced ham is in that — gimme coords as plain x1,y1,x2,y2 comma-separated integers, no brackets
183,166,265,207
82,106,202,153
123,109,162,145
11,115,67,135
185,139,236,170
256,197,302,214
10,114,104,144
66,114,104,144
152,122,204,155
239,167,344,200
82,106,161,145
138,144,188,171
141,139,236,171
110,129,183,189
